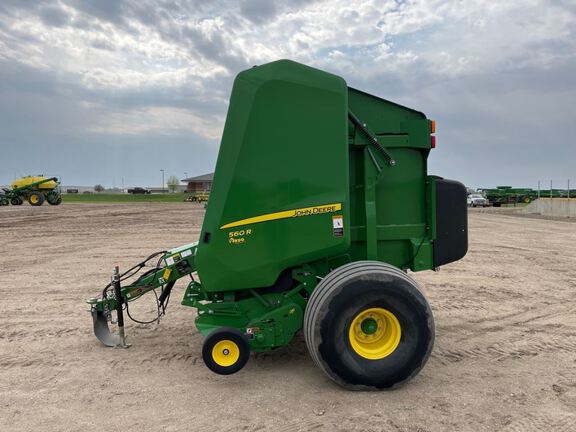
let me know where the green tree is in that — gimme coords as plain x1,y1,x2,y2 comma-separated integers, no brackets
94,184,105,193
167,175,180,193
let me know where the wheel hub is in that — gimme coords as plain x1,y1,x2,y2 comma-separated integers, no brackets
349,307,401,360
211,340,240,367
360,317,378,335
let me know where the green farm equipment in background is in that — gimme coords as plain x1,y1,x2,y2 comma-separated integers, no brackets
483,186,537,206
483,186,568,206
0,176,62,206
542,189,569,198
87,60,467,390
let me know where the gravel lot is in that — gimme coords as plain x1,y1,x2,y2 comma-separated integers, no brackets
1,203,575,431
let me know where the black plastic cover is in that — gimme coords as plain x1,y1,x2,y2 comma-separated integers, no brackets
434,179,468,267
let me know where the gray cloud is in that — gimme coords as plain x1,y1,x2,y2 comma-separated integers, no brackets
0,0,48,15
38,4,69,27
0,0,575,188
0,60,217,187
89,37,116,51
239,0,278,24
64,0,125,25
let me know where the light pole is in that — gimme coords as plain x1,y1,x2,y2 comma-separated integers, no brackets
184,171,188,179
160,169,165,193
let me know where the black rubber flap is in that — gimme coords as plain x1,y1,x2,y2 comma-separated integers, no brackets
434,179,468,267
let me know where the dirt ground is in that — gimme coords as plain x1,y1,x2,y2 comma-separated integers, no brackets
1,203,575,432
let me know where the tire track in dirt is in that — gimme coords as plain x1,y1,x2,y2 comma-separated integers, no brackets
433,333,576,365
0,355,67,369
501,413,576,432
0,326,83,342
275,419,325,432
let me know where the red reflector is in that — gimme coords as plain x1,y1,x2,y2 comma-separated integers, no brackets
431,135,436,149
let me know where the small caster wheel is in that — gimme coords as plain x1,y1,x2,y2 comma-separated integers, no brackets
202,328,250,375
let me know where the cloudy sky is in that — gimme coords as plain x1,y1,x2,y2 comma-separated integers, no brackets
0,0,575,189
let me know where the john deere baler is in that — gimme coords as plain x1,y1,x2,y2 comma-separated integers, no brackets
88,60,467,390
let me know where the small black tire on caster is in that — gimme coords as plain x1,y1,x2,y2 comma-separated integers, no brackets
202,328,250,375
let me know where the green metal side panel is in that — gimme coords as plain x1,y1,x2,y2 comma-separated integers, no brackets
196,60,350,292
347,88,434,270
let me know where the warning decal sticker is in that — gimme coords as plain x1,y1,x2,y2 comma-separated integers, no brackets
332,215,343,237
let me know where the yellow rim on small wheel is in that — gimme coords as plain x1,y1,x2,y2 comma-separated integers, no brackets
211,339,240,367
30,195,39,204
348,307,401,360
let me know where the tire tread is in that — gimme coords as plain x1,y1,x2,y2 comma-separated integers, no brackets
303,261,432,389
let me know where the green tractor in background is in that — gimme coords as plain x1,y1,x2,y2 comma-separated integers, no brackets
0,176,62,206
87,60,467,390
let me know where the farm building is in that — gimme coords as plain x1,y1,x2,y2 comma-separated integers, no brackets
147,185,187,193
61,185,96,194
182,173,213,192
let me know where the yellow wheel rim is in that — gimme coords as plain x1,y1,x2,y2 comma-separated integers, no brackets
212,340,240,367
30,195,39,204
348,307,401,360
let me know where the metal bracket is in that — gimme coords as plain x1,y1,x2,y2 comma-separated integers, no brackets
348,110,396,167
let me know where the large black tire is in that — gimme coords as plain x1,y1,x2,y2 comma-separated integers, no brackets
202,328,250,375
28,192,45,206
304,261,435,390
47,192,62,205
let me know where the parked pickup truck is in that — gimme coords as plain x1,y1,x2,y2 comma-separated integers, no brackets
127,187,151,194
467,193,489,207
